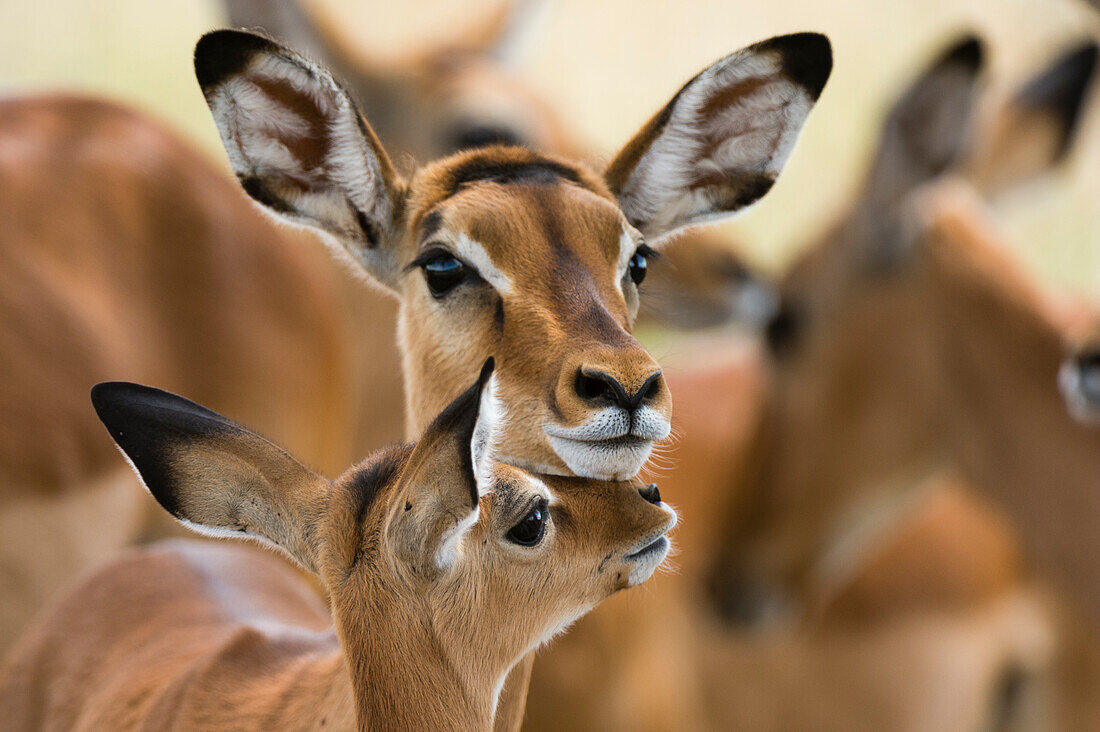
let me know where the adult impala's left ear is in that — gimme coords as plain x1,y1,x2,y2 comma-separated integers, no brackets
605,33,832,243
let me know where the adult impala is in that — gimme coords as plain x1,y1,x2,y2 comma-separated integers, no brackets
705,36,1100,624
0,365,676,730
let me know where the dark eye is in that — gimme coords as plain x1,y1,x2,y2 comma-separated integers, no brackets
506,499,548,547
629,249,649,286
422,255,467,298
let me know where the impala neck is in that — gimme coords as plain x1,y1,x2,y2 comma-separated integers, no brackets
926,209,1100,616
398,308,473,441
335,594,512,731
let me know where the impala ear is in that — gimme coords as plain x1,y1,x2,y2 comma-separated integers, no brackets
194,29,407,290
461,0,553,67
391,360,496,574
862,36,984,212
969,41,1098,196
604,33,832,243
91,382,329,572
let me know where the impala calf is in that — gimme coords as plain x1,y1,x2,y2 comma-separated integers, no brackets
195,28,832,481
0,364,675,730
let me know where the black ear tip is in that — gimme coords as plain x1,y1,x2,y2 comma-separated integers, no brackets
768,32,833,100
477,357,496,388
941,35,985,72
194,29,281,91
91,381,148,427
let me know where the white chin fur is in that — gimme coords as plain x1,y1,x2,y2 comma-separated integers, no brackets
546,434,654,480
626,538,671,587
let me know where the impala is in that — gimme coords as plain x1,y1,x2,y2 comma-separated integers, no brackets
0,364,676,730
703,37,1100,625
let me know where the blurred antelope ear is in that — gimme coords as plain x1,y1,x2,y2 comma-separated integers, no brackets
862,36,984,210
461,0,553,66
604,33,832,242
391,360,495,573
91,382,329,572
969,41,1098,195
194,29,406,290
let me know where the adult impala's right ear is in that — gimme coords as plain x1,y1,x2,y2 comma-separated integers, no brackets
194,29,407,289
604,33,832,243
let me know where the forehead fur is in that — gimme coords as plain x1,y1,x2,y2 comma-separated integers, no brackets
405,146,614,230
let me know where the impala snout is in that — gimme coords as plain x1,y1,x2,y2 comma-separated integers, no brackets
620,484,677,588
575,368,663,412
546,348,672,480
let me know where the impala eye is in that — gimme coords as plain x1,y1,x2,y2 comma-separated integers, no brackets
506,499,548,547
629,245,655,286
421,254,467,298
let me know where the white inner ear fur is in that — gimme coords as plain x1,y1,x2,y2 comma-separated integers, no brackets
205,52,395,256
434,504,480,569
619,49,812,239
472,374,505,492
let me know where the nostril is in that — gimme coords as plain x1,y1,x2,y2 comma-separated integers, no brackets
575,370,615,402
639,483,662,505
641,373,663,402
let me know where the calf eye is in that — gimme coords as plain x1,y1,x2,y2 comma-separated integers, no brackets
421,255,467,298
506,499,548,547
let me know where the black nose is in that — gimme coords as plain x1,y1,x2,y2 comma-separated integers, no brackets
639,483,662,505
575,369,662,411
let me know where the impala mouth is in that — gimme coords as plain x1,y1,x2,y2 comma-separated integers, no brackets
623,514,676,587
545,433,655,481
544,407,671,480
626,536,669,561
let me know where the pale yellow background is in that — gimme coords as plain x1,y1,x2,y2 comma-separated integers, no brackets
2,0,1098,292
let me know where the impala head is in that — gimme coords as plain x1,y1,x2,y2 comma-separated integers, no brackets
194,29,832,480
710,35,1098,626
90,362,675,710
222,0,577,165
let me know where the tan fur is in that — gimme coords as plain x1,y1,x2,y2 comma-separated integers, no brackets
0,382,674,730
